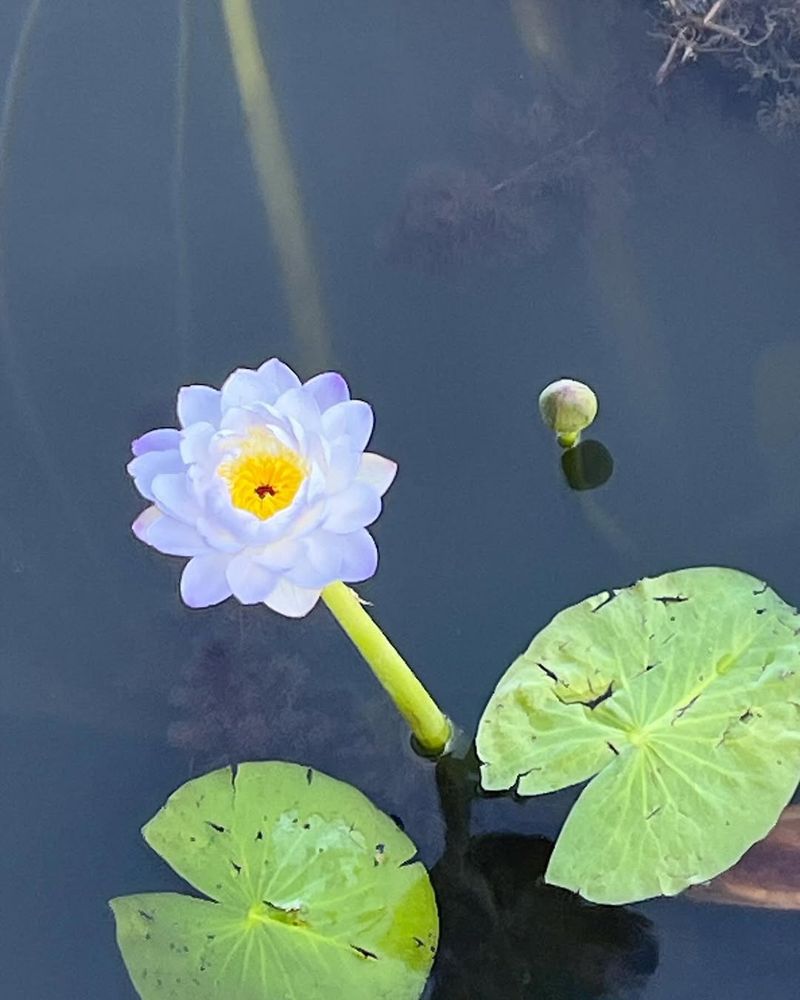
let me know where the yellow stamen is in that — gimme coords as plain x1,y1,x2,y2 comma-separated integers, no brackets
218,429,306,519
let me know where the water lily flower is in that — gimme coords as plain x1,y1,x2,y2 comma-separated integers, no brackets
128,358,397,617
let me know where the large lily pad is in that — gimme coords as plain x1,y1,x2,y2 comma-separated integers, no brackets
476,567,800,904
110,762,438,999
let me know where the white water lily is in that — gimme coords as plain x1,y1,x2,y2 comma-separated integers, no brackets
128,359,397,617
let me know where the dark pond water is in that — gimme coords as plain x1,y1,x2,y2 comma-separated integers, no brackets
2,1,800,997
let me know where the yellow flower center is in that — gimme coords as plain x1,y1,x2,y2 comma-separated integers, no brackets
218,429,306,520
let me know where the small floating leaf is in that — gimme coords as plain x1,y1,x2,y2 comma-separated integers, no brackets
111,762,438,999
476,567,800,904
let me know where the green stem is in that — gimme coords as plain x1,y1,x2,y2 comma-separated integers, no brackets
321,582,453,756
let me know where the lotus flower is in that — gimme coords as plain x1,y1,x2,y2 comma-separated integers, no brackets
128,359,397,617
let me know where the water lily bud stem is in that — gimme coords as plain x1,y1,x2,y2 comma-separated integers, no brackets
321,582,453,756
557,430,580,449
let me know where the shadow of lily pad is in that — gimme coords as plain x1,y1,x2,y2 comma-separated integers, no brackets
476,567,800,904
431,833,658,999
110,762,438,999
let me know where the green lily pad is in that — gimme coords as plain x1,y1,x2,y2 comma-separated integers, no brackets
476,567,800,904
110,761,438,999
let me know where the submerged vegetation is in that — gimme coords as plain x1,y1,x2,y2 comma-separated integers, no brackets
4,0,799,997
653,1,800,137
383,84,652,273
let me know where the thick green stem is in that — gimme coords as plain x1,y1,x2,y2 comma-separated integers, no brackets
321,582,452,756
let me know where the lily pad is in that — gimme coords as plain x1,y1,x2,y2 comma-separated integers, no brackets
110,761,438,999
476,567,800,904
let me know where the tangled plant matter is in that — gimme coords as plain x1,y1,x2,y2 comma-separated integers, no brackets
654,1,800,136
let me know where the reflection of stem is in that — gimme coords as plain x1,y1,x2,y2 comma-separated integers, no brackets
173,0,192,374
578,493,640,562
509,0,572,77
320,582,453,756
0,0,103,568
220,0,331,372
435,743,479,854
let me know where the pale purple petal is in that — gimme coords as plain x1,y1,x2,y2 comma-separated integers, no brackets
179,422,217,464
340,528,378,582
324,441,361,493
220,368,267,409
180,554,233,608
226,554,276,604
321,400,374,452
252,537,302,571
128,449,185,501
357,453,397,496
133,508,208,556
324,482,382,533
264,579,321,617
132,428,181,457
221,359,301,411
132,506,160,542
151,473,201,523
219,403,294,445
195,516,244,554
297,531,343,586
303,372,350,412
256,358,301,398
275,386,321,431
177,385,221,428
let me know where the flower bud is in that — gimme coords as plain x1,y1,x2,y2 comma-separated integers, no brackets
538,378,598,448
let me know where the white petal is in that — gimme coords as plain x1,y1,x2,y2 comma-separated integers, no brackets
324,482,382,533
324,440,361,493
196,516,244,554
257,358,302,397
303,372,350,412
180,554,233,608
133,509,208,556
295,531,342,587
252,537,302,571
177,385,221,428
321,400,374,452
219,403,294,446
220,369,267,409
179,422,216,464
340,528,378,582
275,386,321,431
128,449,185,501
151,473,201,523
221,360,301,411
226,554,276,604
132,505,160,541
264,578,321,618
357,453,397,496
132,427,180,457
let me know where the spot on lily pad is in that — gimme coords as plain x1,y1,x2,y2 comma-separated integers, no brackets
476,567,800,905
110,762,438,998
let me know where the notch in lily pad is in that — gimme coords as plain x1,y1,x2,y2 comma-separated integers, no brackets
476,567,800,905
110,761,438,999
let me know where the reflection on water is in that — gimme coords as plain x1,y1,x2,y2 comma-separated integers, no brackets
1,0,800,997
431,752,658,999
690,805,800,910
